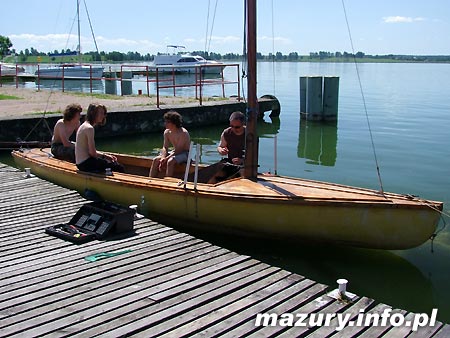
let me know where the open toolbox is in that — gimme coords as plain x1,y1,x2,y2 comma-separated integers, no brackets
45,201,135,243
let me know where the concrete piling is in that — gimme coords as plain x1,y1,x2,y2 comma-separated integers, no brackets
300,76,339,121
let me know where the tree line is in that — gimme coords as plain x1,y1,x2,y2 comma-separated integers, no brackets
2,35,450,63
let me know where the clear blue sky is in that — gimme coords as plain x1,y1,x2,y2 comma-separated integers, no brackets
2,0,450,56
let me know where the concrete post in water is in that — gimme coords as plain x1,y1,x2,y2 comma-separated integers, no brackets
323,76,339,121
121,71,133,96
104,71,117,95
300,75,339,121
299,76,307,116
306,76,323,121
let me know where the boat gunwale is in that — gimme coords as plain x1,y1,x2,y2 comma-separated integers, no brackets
11,148,443,211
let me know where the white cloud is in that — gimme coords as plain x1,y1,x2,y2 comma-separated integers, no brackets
9,33,162,54
259,35,292,44
382,16,425,23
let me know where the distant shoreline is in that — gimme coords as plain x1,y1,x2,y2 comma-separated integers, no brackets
4,51,450,65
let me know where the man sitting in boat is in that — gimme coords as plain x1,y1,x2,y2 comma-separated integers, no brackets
75,103,124,173
149,110,191,178
217,111,246,165
205,111,246,183
51,103,82,163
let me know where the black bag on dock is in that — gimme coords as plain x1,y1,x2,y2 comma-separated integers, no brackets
45,201,134,243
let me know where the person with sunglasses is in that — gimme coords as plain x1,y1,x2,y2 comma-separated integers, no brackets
217,111,246,165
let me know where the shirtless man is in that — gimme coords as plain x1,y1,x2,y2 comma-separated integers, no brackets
51,103,82,163
150,110,191,178
75,103,124,173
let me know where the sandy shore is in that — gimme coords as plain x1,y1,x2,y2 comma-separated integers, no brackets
0,86,196,119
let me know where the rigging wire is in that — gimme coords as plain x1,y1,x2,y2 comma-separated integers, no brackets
341,0,384,194
207,0,219,54
83,0,102,65
241,0,248,163
241,0,248,102
271,0,276,95
25,1,76,141
204,0,219,55
204,0,211,53
26,0,99,142
271,0,278,175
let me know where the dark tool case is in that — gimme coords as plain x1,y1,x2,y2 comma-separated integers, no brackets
45,201,134,243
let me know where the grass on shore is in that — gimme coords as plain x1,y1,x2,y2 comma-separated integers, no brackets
0,94,22,100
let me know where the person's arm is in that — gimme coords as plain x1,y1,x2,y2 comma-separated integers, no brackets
160,130,170,158
85,128,98,158
86,129,117,162
158,130,171,170
217,131,229,156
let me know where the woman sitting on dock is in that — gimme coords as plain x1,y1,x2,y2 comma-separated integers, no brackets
75,103,124,173
51,103,82,163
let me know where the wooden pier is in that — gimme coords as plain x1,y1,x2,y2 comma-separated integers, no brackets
0,162,448,337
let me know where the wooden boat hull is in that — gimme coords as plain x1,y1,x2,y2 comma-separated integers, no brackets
12,148,443,249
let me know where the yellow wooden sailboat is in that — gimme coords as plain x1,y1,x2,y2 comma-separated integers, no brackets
12,147,442,249
11,0,443,249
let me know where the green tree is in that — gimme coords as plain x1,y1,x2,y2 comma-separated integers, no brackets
288,52,299,61
0,35,13,58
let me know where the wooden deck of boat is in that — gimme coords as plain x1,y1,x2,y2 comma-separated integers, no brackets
1,162,448,337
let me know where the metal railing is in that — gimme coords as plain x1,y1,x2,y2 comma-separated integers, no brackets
2,62,241,107
155,63,240,107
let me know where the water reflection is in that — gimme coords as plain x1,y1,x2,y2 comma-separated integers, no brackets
188,230,435,315
96,116,280,165
259,116,280,136
298,119,337,166
35,79,104,93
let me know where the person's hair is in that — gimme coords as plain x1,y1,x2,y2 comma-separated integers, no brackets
229,111,245,124
63,103,82,122
164,110,183,128
86,103,107,124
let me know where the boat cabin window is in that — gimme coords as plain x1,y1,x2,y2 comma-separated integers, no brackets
177,57,197,63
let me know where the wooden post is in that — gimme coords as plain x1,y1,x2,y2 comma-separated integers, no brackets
244,0,259,180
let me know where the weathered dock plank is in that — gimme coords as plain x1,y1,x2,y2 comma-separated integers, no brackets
0,163,447,337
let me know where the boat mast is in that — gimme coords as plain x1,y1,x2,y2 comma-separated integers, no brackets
243,0,259,180
77,0,82,64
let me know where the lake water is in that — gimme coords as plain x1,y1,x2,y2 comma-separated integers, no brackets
2,61,450,322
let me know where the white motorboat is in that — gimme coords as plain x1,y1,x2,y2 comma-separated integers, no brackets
153,45,225,74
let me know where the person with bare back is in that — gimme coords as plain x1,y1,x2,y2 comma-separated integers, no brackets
149,110,191,178
51,103,82,163
75,103,124,173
